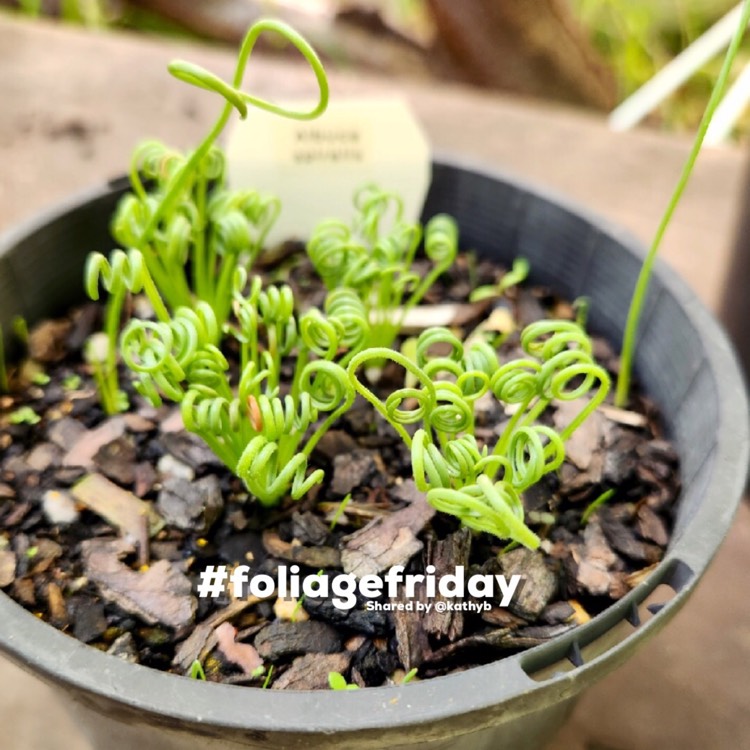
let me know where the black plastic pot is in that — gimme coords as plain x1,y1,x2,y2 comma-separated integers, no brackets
0,160,747,750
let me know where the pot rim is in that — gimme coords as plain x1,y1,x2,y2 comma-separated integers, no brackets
0,156,746,735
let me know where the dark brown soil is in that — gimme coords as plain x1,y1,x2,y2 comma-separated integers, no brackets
0,249,680,690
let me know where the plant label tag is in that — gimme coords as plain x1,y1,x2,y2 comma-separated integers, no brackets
225,98,431,247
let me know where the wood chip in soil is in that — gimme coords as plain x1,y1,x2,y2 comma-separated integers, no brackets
341,481,435,577
81,538,195,631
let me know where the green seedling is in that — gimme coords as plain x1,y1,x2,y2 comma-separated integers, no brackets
328,671,359,691
329,492,353,531
261,665,274,689
9,407,41,425
84,333,128,416
189,659,206,680
291,567,324,622
470,258,530,302
63,374,83,391
12,316,29,347
617,0,750,407
401,667,418,684
581,488,616,525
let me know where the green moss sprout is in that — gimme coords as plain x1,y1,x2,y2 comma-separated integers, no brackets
401,667,418,684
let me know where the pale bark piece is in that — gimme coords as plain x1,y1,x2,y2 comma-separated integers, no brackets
157,454,195,482
396,301,490,334
273,597,309,622
81,538,195,631
173,599,257,672
72,473,164,557
599,403,649,428
26,442,62,472
272,652,352,691
553,397,604,472
63,417,127,468
572,517,619,596
122,413,155,433
46,582,68,628
331,450,378,496
47,416,87,450
215,622,264,675
341,481,435,577
159,408,185,434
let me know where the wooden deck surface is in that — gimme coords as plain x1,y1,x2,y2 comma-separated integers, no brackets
0,13,748,750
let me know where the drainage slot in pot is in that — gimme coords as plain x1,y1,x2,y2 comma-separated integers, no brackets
521,558,693,682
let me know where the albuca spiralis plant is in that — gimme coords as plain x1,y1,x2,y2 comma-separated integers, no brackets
348,322,610,548
307,186,458,349
80,17,614,542
120,271,363,505
84,18,328,414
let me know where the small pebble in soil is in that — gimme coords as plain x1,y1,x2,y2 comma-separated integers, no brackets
42,489,79,525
